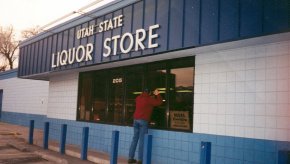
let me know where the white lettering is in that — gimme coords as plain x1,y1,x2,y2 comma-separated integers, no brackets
76,25,96,39
148,24,160,48
103,38,111,57
51,44,94,68
77,30,81,40
103,20,108,31
85,43,93,61
56,52,60,67
118,15,123,27
107,19,113,31
89,25,94,35
60,50,68,65
112,35,120,55
103,24,160,57
51,53,57,68
135,29,146,51
77,15,124,39
99,22,104,32
84,28,89,37
120,33,134,54
68,48,75,64
76,45,85,62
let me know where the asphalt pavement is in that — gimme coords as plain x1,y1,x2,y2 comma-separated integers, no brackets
0,122,127,164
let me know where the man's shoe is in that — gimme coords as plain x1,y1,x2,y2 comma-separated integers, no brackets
128,159,137,163
137,160,142,164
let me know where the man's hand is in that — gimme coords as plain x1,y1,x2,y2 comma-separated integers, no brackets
153,89,159,95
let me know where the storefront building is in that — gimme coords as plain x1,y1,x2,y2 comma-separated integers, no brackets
1,0,290,163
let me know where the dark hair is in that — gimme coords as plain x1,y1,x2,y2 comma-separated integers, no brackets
143,88,150,93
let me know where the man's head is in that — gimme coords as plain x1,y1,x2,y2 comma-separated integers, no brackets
143,88,150,93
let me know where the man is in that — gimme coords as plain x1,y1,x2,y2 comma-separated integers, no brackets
128,88,163,164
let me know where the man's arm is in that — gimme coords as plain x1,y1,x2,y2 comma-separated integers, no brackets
150,89,163,106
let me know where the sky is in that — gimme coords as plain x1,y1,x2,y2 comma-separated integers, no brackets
0,0,112,39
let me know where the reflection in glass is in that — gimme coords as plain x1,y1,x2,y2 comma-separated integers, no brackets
77,57,195,131
147,69,167,128
108,74,124,124
169,67,193,130
125,68,143,125
78,73,93,121
92,73,107,121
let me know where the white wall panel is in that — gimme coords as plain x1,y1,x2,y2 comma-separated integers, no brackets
194,40,290,141
47,73,78,120
0,77,48,115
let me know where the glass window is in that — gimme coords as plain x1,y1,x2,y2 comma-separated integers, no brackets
77,57,195,131
169,67,194,130
124,66,144,125
92,73,107,122
146,69,167,128
78,73,93,121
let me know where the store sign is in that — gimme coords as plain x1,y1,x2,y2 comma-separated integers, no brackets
51,43,93,68
170,111,190,130
51,15,160,68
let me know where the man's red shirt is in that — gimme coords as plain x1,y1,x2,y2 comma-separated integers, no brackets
133,92,163,122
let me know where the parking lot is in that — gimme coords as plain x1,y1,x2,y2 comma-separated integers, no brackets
0,122,94,164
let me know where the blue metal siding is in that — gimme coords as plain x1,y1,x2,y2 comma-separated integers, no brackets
57,32,63,69
120,6,132,60
41,38,48,73
67,28,75,70
29,44,34,75
183,0,200,47
168,0,184,50
219,0,239,41
18,48,23,76
51,34,58,70
240,0,263,37
95,17,104,63
131,1,144,58
27,45,32,75
155,0,170,53
264,0,289,33
111,9,123,61
22,46,27,76
36,40,41,73
87,20,95,66
143,0,156,55
80,22,89,68
73,25,81,68
34,42,38,74
200,0,219,44
0,69,17,80
18,0,290,78
62,30,69,51
102,13,113,63
46,36,52,73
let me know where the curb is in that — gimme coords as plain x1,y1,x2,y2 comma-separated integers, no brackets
7,142,29,152
35,151,68,164
8,141,69,164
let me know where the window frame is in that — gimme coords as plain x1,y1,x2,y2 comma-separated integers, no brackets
76,56,195,132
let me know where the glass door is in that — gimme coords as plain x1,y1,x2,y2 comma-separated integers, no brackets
146,63,167,128
124,66,144,125
108,71,124,124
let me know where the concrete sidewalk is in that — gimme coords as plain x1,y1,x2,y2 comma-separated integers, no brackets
0,122,128,164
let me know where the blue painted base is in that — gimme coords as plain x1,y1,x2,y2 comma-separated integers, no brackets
1,111,290,164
